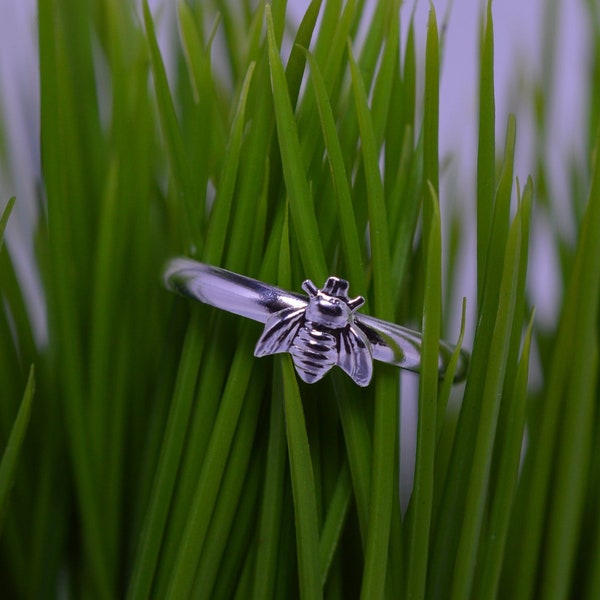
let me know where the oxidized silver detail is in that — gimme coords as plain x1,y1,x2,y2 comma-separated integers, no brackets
164,258,469,386
254,277,373,386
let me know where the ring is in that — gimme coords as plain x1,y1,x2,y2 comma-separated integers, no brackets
164,258,469,387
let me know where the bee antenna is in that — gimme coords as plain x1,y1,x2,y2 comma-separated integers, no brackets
347,295,365,312
302,280,319,297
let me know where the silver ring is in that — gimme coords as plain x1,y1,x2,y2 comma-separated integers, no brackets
164,258,468,387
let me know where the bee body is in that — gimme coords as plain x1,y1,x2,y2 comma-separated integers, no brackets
289,322,338,384
254,276,374,386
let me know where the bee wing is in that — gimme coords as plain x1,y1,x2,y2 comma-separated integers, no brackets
337,324,373,387
254,307,305,357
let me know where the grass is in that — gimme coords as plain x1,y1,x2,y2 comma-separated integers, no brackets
0,0,599,598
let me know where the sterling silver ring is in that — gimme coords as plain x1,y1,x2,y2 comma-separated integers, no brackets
164,258,469,387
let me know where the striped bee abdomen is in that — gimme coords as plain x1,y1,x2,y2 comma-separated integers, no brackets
289,322,338,384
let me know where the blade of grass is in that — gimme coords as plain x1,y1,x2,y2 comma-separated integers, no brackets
266,4,328,282
348,37,398,600
225,57,273,274
436,298,467,440
506,140,599,600
390,133,423,305
383,58,406,196
475,309,535,599
0,197,15,251
476,0,496,302
204,61,256,264
285,0,323,107
347,43,393,318
405,184,442,599
403,20,417,136
192,368,266,597
422,5,440,230
164,323,256,599
538,137,600,600
319,459,352,587
252,376,288,599
212,451,262,600
39,2,112,594
276,198,322,599
177,1,225,194
142,0,201,246
0,365,34,535
297,0,356,174
480,115,516,310
450,203,522,600
0,245,38,378
281,357,323,600
302,48,365,290
150,316,236,599
370,0,400,145
354,0,389,92
126,313,206,600
332,374,372,545
583,453,600,599
429,114,516,597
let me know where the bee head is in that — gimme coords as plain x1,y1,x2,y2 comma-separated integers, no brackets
302,277,365,328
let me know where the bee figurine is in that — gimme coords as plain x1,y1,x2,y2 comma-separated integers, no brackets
254,276,374,386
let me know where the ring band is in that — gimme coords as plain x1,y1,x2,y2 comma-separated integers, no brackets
164,258,468,387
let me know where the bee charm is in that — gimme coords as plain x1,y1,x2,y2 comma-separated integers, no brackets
254,277,373,387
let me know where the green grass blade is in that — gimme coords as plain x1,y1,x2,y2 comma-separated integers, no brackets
285,0,323,106
164,325,256,599
370,1,400,145
506,145,599,600
390,133,423,305
297,0,356,172
355,0,388,90
403,20,417,134
583,450,600,599
142,0,200,246
538,137,600,600
251,204,293,598
451,205,522,600
428,114,517,597
38,2,112,593
361,369,398,600
332,375,372,545
177,2,211,102
177,1,226,181
436,298,467,440
476,310,535,599
302,48,365,290
319,459,352,587
281,357,323,600
150,318,233,598
0,197,15,252
347,43,392,318
422,5,440,228
266,5,328,282
211,451,262,600
204,61,256,264
277,198,322,599
481,115,516,310
126,315,205,600
192,370,265,597
252,381,287,599
225,59,273,274
348,34,397,600
0,365,34,535
477,0,496,302
405,184,442,599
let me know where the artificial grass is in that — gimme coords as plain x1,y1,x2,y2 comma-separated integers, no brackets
0,0,599,598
